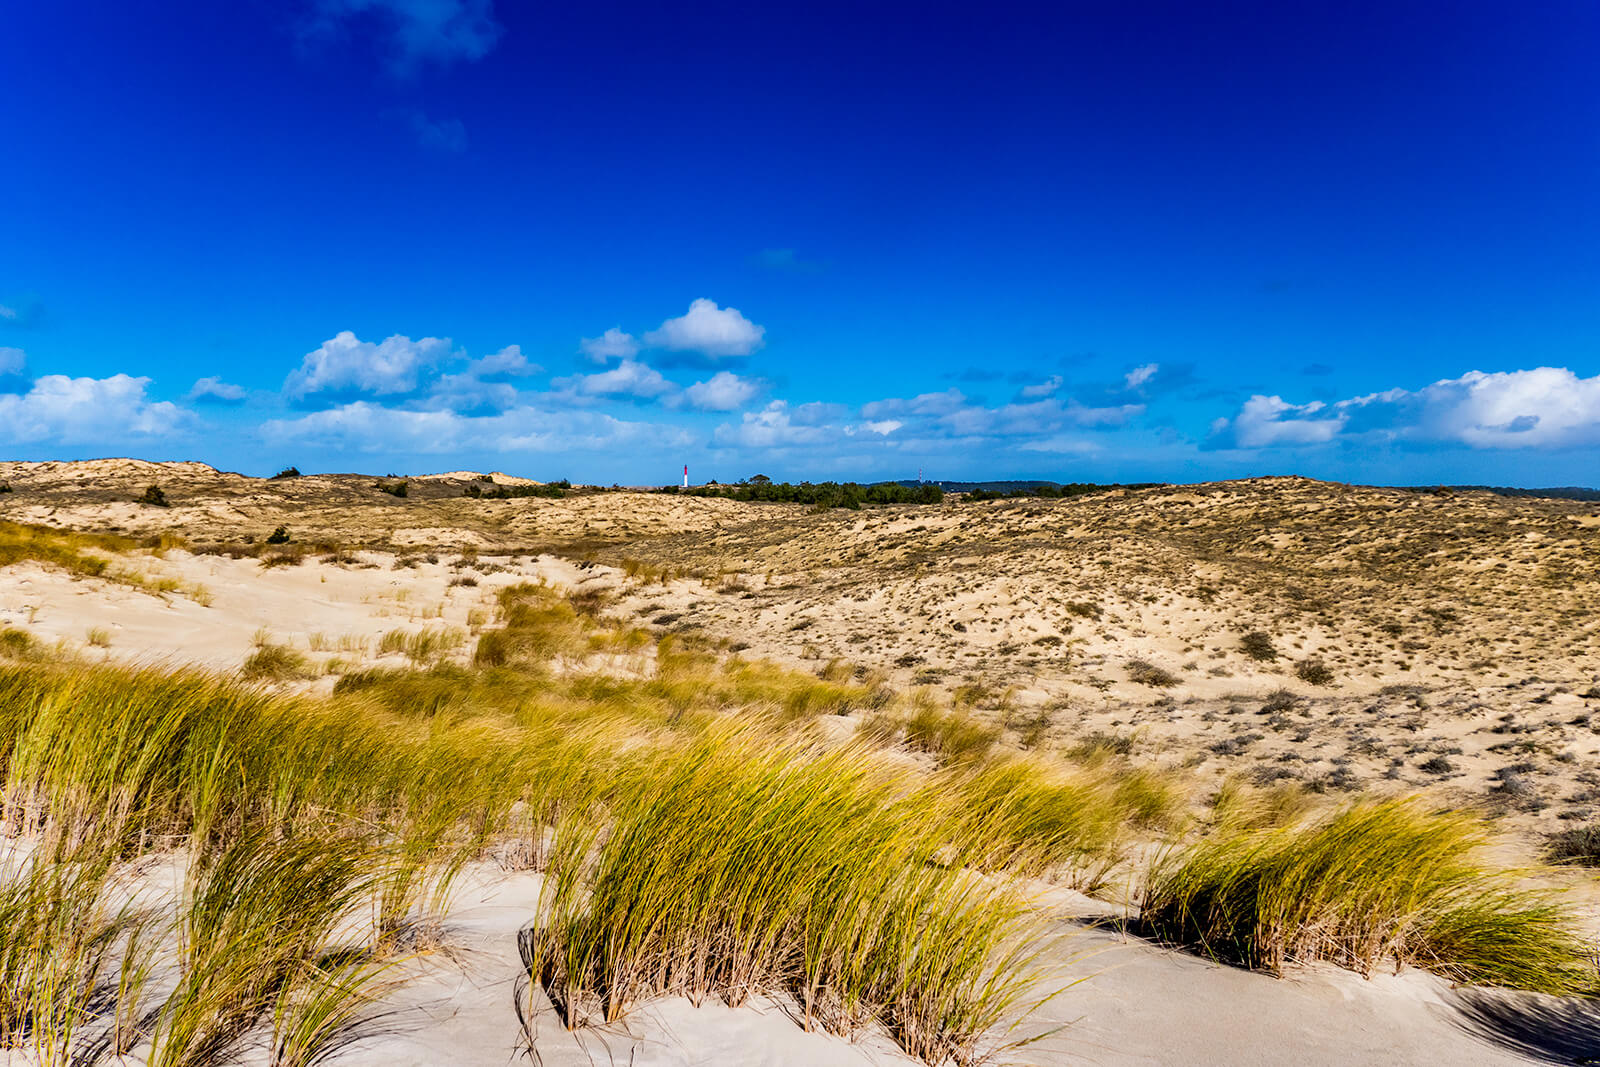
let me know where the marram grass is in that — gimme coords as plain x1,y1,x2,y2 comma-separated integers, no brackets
1141,798,1597,994
0,576,1596,1064
527,727,1055,1065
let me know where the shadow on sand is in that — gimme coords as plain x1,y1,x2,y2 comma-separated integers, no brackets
1449,988,1600,1065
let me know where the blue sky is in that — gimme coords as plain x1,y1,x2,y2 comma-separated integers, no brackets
3,1,1598,485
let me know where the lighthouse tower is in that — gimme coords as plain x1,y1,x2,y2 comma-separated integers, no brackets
682,464,689,489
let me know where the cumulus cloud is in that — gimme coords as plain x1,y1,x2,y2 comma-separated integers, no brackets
712,401,834,449
682,371,761,412
644,299,766,358
1392,368,1600,448
1213,367,1600,450
0,347,25,376
261,401,691,454
423,345,541,414
0,374,190,444
465,344,539,379
1124,363,1159,390
860,389,968,420
188,376,247,403
579,327,640,363
285,330,455,401
301,0,501,72
556,359,674,400
1225,395,1345,448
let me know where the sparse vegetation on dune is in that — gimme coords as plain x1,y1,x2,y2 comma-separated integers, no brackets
0,519,131,578
0,584,1117,1062
1,527,1598,1062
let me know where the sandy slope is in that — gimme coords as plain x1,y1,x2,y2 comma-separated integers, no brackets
5,464,1600,1063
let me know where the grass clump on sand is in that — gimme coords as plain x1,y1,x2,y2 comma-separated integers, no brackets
1239,630,1278,662
152,831,384,1067
1141,798,1596,994
1545,823,1600,867
1293,658,1334,686
242,642,313,681
1126,659,1179,688
892,695,1000,764
0,520,132,579
527,729,1051,1064
944,756,1160,881
0,840,146,1064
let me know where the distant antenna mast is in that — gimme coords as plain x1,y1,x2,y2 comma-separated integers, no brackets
918,466,923,485
682,464,689,489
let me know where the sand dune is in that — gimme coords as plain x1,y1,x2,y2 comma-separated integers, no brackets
3,463,1600,1064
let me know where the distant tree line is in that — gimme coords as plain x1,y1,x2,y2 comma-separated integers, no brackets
464,478,571,499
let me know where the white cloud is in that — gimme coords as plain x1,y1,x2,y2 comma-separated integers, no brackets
859,419,902,435
1396,367,1600,448
0,306,16,322
261,401,692,454
466,344,539,379
0,347,24,375
557,359,674,399
1018,375,1062,399
1215,367,1600,451
426,375,519,413
423,345,540,413
713,401,832,449
188,376,247,402
1229,395,1344,447
860,389,968,420
285,330,454,400
302,0,501,72
1018,438,1102,455
644,298,766,358
862,388,1140,441
1125,363,1159,390
0,374,190,444
683,371,761,412
579,327,640,363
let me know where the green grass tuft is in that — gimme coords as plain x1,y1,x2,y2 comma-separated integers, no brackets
1142,798,1597,994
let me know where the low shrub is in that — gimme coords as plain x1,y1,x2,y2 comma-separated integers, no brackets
1545,823,1600,867
1127,659,1179,688
1294,658,1334,685
139,485,170,508
1239,631,1277,662
265,526,291,545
